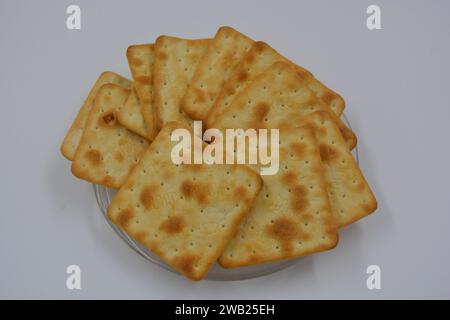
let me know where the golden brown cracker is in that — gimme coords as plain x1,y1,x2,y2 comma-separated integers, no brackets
219,127,338,268
180,26,254,120
306,111,377,227
210,61,357,150
207,41,345,127
71,84,149,188
117,86,149,139
61,71,131,160
108,122,263,280
126,44,157,139
153,36,210,130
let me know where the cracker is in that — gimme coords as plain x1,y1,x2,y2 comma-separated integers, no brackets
219,126,338,268
71,84,150,188
153,36,210,130
107,122,263,280
126,44,157,139
305,111,377,227
207,41,345,127
60,71,132,160
117,86,149,138
180,26,254,120
209,61,357,150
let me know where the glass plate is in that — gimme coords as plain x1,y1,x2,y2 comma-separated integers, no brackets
94,114,358,281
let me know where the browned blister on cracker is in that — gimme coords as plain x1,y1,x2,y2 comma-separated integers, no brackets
117,86,149,138
71,84,149,188
107,122,263,280
127,44,157,140
61,71,132,160
153,36,211,130
219,127,338,268
207,41,345,127
180,26,254,120
305,111,377,227
210,61,357,150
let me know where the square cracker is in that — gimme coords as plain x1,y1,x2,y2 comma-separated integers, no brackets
71,84,150,188
126,44,157,140
153,36,211,130
219,126,338,268
210,61,357,150
207,41,345,127
180,26,254,120
60,71,132,160
107,122,263,281
305,111,377,227
117,86,149,139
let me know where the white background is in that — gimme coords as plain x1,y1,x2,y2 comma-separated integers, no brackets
1,0,449,299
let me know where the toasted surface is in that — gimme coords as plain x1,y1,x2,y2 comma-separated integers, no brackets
127,44,157,139
207,41,345,127
210,61,356,150
107,122,263,280
61,71,131,160
180,26,254,120
117,86,149,138
306,111,377,227
153,36,210,130
219,127,338,268
71,84,149,188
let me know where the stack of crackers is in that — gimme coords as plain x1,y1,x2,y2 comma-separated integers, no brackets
61,27,377,281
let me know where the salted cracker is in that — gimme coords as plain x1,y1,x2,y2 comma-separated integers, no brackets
126,44,157,139
219,126,338,268
207,41,345,127
305,111,377,227
180,26,254,120
71,84,149,188
107,122,263,280
117,86,149,138
153,36,210,130
60,71,131,160
209,61,357,150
